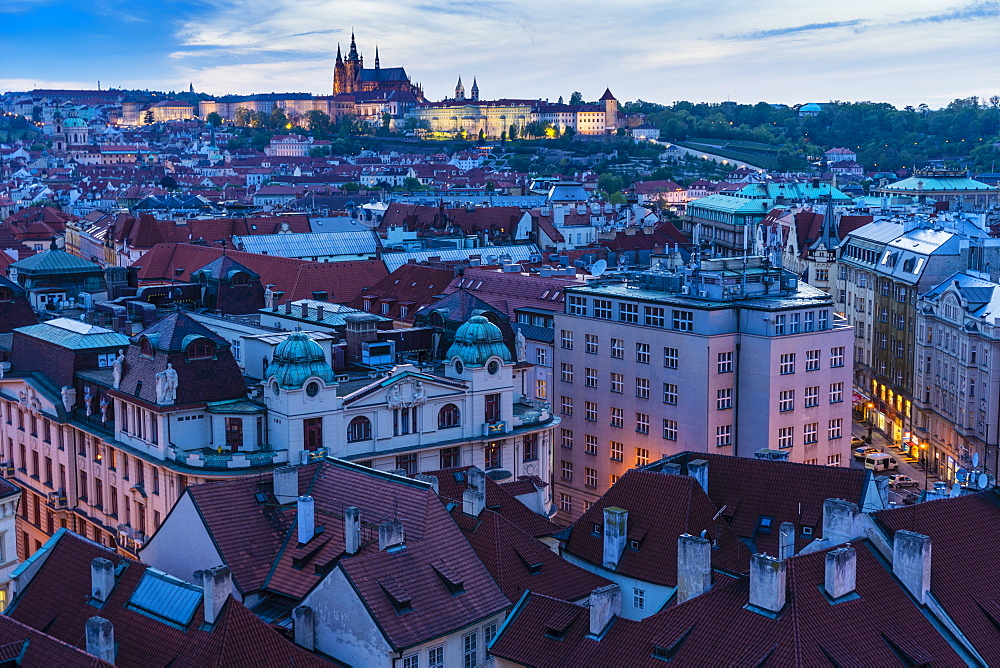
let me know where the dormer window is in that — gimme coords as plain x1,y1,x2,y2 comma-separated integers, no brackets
139,338,154,358
230,272,249,287
0,288,12,303
187,340,214,360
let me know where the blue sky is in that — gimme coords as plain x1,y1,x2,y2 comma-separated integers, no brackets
2,0,998,108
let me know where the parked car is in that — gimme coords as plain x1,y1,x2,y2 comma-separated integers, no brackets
899,490,920,505
854,446,879,459
851,436,865,445
887,474,919,488
864,453,898,472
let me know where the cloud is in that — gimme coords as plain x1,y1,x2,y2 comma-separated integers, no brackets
724,19,867,40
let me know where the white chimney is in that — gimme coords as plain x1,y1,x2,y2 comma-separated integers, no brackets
822,498,859,546
344,506,361,555
85,616,115,663
298,495,315,544
825,545,857,599
676,534,711,603
588,583,621,636
749,554,786,613
378,519,405,551
687,459,708,493
463,467,486,517
414,473,439,494
602,507,628,570
91,557,115,603
273,466,297,504
200,565,232,625
293,605,315,651
778,522,796,560
892,530,931,604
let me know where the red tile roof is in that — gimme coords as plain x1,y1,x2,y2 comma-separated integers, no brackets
564,470,751,586
490,541,964,667
873,491,1000,665
349,264,454,322
7,530,332,667
443,268,582,316
0,615,110,667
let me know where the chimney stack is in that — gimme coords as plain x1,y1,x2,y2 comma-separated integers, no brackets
378,519,405,551
301,302,309,318
822,498,859,547
200,565,232,625
85,617,115,663
298,496,315,544
588,584,621,636
892,530,932,604
293,605,315,651
285,301,292,314
874,476,890,509
414,473,439,494
344,506,361,555
316,305,324,321
749,554,786,613
660,463,681,476
602,507,628,571
778,522,796,560
676,533,712,603
687,459,709,493
91,557,115,603
824,546,857,600
273,466,297,504
463,467,486,517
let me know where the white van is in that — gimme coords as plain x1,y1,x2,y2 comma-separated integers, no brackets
864,453,897,472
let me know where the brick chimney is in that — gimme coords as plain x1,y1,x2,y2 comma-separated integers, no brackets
297,495,315,544
749,554,786,613
588,584,621,637
892,530,931,604
676,533,711,603
822,498,859,546
602,507,628,571
200,565,232,625
414,473,439,494
824,546,857,600
462,467,486,517
301,302,309,318
378,519,405,551
344,506,361,555
85,617,115,663
91,557,115,603
345,314,380,361
293,605,315,651
687,459,708,493
273,466,297,504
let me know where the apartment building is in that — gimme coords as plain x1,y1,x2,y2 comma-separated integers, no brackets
913,272,1000,480
552,255,853,519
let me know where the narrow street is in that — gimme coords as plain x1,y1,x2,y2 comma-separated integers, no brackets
849,418,941,501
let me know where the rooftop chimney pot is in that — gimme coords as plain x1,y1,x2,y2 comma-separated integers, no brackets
677,533,712,603
293,605,315,651
85,616,115,663
414,473,440,494
822,498,859,547
273,466,297,504
90,557,115,603
602,507,628,571
687,459,709,493
892,530,932,604
749,553,787,613
297,495,315,544
378,519,405,551
462,467,486,517
200,564,232,625
588,584,621,637
344,506,361,555
825,545,857,599
778,522,796,561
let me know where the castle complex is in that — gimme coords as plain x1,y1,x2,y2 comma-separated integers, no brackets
332,32,425,101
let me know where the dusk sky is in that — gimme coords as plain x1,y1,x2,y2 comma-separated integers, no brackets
3,0,998,108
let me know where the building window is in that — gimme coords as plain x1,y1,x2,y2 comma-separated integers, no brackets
561,363,574,383
716,425,732,447
483,622,498,646
561,428,574,448
611,338,624,359
828,419,843,439
610,373,624,394
585,435,598,455
347,416,372,442
186,340,214,360
635,447,649,466
441,446,461,468
635,378,650,399
402,655,418,668
438,404,461,429
585,334,599,354
586,401,598,422
610,407,624,428
633,588,646,610
804,423,818,444
636,342,650,364
535,379,547,400
484,441,502,469
610,441,624,461
830,347,844,367
830,383,843,403
663,347,679,369
672,310,693,331
717,388,732,410
484,394,501,423
644,306,665,327
636,413,649,434
561,460,573,481
463,632,478,668
568,295,587,315
594,299,612,319
778,427,794,448
560,493,572,513
819,310,829,330
585,467,598,488
779,390,795,412
663,419,678,441
805,349,820,371
804,311,815,332
779,353,796,375
585,368,598,388
803,386,818,408
561,330,573,350
619,302,638,323
535,348,547,365
717,351,733,373
774,314,786,335
827,454,841,466
790,313,800,334
428,646,444,668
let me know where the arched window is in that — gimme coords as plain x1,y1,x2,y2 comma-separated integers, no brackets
438,404,461,429
230,272,249,287
139,337,154,358
187,340,214,360
347,416,372,443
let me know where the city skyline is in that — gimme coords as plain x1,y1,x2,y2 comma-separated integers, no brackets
2,0,998,108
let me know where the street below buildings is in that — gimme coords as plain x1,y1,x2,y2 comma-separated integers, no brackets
849,418,941,501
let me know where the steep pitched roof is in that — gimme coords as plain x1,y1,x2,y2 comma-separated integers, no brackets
6,531,331,667
349,264,453,322
0,615,111,667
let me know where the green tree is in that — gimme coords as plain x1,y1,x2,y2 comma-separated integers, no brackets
269,107,288,131
158,175,178,190
569,91,583,105
143,110,154,125
509,124,518,140
598,173,624,195
31,106,42,123
402,176,424,191
233,107,251,127
478,129,486,141
205,112,223,128
308,146,331,157
342,182,361,192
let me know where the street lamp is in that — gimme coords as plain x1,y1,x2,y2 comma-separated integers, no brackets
865,402,875,443
920,443,929,491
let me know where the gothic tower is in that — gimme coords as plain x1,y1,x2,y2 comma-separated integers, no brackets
455,76,465,101
332,43,345,94
344,31,363,92
471,77,479,102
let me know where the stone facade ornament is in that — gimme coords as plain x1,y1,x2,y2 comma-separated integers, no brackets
61,386,77,412
515,329,526,363
83,386,93,417
386,379,428,409
100,396,109,422
112,349,125,390
155,363,179,405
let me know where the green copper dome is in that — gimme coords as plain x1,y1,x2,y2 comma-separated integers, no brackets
446,315,511,367
64,117,87,128
266,332,336,389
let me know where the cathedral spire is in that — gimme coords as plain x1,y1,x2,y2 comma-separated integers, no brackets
455,76,465,101
336,43,342,63
471,77,479,101
347,30,360,61
811,193,840,252
375,45,380,69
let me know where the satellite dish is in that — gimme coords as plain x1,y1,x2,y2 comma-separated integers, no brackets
950,484,962,498
590,259,608,277
978,473,989,490
956,468,968,483
973,452,980,467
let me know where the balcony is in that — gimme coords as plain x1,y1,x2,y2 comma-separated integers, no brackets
169,446,289,470
512,399,554,428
